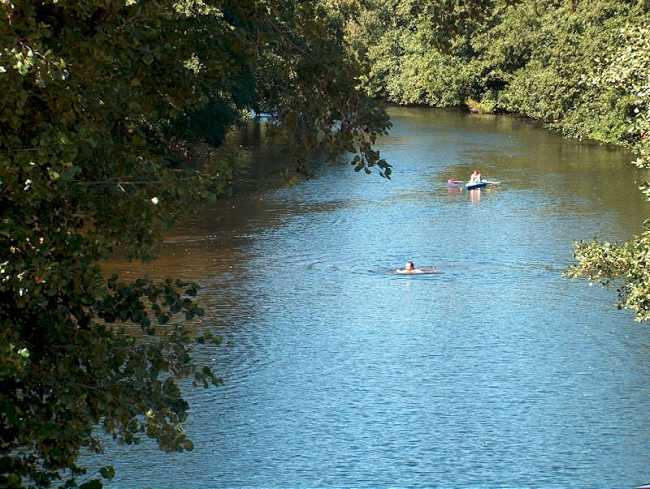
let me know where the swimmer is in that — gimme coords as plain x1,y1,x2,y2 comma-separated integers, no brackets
396,261,422,274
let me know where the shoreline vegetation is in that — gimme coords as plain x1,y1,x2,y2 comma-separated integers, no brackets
1,1,649,488
349,0,648,167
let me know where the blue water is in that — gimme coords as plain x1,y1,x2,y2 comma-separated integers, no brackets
100,108,650,488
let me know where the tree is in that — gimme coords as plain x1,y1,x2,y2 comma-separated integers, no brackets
0,1,390,487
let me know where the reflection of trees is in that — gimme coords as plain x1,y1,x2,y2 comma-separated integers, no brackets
418,108,649,234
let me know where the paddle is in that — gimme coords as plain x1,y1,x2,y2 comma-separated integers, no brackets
482,180,501,185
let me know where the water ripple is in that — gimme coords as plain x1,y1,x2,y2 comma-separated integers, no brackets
98,108,650,489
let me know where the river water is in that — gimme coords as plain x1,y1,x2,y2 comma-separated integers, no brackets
103,108,650,488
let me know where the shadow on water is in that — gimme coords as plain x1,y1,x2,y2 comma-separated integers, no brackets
97,107,650,489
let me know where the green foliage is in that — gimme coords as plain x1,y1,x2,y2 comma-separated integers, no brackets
567,226,650,321
0,0,390,487
466,96,497,114
349,0,495,105
352,0,648,156
255,1,392,177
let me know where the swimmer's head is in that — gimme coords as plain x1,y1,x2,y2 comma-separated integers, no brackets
405,261,415,270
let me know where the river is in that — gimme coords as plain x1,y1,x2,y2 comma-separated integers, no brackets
102,107,650,488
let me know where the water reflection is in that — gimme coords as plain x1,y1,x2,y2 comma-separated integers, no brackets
98,107,650,489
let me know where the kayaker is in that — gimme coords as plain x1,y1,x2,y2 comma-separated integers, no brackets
469,169,481,183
